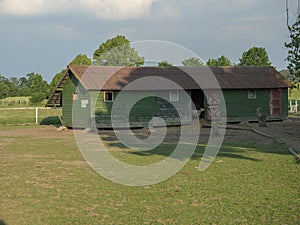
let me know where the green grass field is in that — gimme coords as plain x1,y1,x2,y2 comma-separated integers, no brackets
0,96,47,108
289,83,300,100
0,126,299,224
0,108,61,125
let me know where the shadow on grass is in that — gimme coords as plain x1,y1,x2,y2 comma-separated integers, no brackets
125,144,262,162
40,116,61,127
98,128,292,163
0,219,7,225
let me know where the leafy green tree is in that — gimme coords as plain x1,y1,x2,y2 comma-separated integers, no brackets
285,15,300,81
48,54,92,96
8,77,20,97
48,69,66,97
27,73,48,93
30,92,47,104
0,82,9,99
18,77,31,96
26,73,49,104
207,55,232,66
182,57,205,66
0,75,9,83
280,69,292,80
70,54,92,66
0,75,19,97
238,47,271,66
158,60,173,67
93,35,144,66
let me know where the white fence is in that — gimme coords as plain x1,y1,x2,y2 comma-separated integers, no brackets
0,107,61,125
289,100,299,114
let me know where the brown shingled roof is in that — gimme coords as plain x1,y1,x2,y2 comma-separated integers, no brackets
46,65,290,107
68,65,290,90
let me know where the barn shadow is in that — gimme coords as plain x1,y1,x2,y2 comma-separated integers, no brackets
98,126,293,163
125,143,263,162
0,219,7,225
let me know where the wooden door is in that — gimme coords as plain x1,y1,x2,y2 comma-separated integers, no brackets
269,89,282,117
206,90,221,121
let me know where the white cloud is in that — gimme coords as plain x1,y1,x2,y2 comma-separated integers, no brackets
160,4,180,18
0,0,154,20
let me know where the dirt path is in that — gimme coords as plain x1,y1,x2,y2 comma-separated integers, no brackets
0,120,299,156
253,119,300,154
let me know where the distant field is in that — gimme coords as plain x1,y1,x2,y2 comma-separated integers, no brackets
289,83,300,100
0,96,47,108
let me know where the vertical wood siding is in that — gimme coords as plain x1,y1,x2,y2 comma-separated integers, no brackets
223,89,269,122
62,75,91,128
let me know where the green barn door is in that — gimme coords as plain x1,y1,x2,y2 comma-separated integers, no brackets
269,89,282,117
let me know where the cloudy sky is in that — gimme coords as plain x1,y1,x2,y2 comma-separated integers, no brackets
0,0,299,81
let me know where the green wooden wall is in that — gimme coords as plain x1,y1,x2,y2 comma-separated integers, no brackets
222,89,288,122
61,75,288,128
281,88,289,119
91,91,159,127
62,74,91,128
89,90,191,128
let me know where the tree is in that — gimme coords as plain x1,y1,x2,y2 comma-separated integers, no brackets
48,54,92,96
48,69,66,97
0,75,19,97
158,60,173,67
93,35,144,66
30,92,47,104
285,15,300,81
206,55,232,66
26,73,49,104
0,82,9,99
238,47,272,66
70,54,92,66
8,77,20,97
182,57,205,66
18,77,31,96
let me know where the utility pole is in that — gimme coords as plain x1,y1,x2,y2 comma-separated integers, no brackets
286,0,290,28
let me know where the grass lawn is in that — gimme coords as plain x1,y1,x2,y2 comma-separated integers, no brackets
0,96,47,108
289,83,300,100
0,126,299,224
0,108,61,125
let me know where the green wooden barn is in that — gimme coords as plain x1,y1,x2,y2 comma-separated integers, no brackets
46,65,291,128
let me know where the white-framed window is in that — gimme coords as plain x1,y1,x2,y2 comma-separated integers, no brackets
170,91,179,101
248,90,256,99
104,91,114,102
81,99,89,108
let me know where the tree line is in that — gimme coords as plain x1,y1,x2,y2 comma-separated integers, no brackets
0,15,299,101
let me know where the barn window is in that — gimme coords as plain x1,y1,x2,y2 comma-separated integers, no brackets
248,90,256,99
104,91,114,102
72,92,78,101
170,91,179,101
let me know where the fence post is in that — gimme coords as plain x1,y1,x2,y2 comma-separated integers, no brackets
35,108,39,124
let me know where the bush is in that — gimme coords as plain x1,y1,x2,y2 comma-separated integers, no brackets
30,92,46,104
40,116,62,127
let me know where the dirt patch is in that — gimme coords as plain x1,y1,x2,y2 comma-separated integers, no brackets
0,126,73,138
253,119,300,154
1,120,299,154
98,123,276,148
0,138,15,149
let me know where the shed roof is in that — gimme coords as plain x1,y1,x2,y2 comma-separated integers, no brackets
46,65,290,107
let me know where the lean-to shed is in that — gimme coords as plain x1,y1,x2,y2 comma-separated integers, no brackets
46,65,291,128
